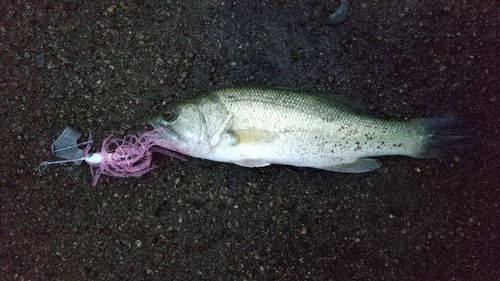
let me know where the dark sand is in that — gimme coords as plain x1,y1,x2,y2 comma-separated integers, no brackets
1,1,499,280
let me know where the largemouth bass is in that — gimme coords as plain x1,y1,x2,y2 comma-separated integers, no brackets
150,87,471,172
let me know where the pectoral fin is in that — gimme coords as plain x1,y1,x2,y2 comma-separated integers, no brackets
231,129,278,145
226,130,277,167
321,158,381,173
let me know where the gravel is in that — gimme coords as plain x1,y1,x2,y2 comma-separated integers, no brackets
1,1,499,280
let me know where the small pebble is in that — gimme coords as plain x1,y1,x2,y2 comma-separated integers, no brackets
34,52,45,67
328,0,350,25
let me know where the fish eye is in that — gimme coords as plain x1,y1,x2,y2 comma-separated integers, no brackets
163,110,178,122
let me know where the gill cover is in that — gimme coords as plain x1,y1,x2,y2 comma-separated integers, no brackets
152,96,232,156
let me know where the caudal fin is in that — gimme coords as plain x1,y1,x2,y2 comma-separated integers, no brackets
415,116,477,158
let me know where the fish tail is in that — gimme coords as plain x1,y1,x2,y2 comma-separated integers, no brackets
414,116,477,158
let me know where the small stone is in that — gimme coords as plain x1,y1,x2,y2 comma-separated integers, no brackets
300,227,307,234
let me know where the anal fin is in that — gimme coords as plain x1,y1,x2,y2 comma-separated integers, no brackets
321,158,381,173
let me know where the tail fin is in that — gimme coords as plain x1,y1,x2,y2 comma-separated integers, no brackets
414,116,477,158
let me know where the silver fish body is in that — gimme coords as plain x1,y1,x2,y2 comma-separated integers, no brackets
150,87,470,172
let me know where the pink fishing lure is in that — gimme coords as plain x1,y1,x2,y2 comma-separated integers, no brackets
38,128,184,186
86,130,184,186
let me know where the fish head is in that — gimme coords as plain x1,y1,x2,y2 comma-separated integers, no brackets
149,102,212,156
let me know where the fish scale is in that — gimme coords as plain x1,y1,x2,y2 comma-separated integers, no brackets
212,87,420,157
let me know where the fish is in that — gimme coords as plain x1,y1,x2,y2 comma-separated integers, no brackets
149,86,473,172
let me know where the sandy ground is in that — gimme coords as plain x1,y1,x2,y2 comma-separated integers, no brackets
1,0,499,280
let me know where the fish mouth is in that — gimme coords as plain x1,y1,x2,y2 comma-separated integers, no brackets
148,117,164,130
149,121,180,142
